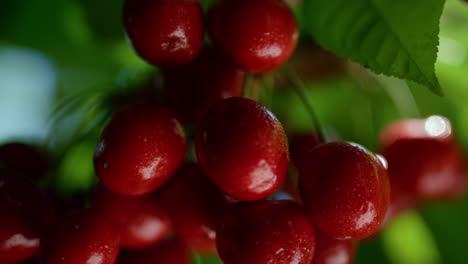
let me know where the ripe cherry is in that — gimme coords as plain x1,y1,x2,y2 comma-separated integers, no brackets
162,48,245,122
41,210,120,264
0,143,50,181
94,104,187,196
123,0,204,67
383,138,465,201
311,231,357,264
217,200,316,264
208,0,299,73
299,142,390,239
0,206,40,264
379,116,453,148
92,186,172,249
195,97,289,201
118,238,192,264
160,163,226,253
381,116,465,201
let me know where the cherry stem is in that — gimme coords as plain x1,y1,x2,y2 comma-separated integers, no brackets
285,64,328,143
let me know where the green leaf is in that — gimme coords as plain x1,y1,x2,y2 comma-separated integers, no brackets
303,0,444,94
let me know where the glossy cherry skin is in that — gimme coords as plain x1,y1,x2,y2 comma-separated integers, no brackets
217,200,316,264
41,210,120,264
299,142,390,239
123,0,204,67
160,163,226,253
379,116,453,148
92,186,172,249
162,48,245,122
383,138,465,201
94,104,187,195
208,0,299,73
195,97,289,201
311,231,357,264
0,172,56,263
290,133,322,169
0,205,40,264
0,143,50,181
118,238,192,264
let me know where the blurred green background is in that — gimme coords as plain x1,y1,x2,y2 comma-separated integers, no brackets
1,0,468,263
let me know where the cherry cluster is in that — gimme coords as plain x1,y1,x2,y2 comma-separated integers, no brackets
0,0,465,264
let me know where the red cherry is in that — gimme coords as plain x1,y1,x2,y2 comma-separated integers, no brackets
0,171,56,226
311,232,357,264
379,116,453,148
41,210,120,264
299,142,390,239
162,48,245,122
217,200,316,264
118,238,192,264
0,206,40,263
123,0,204,67
289,133,322,169
381,117,465,202
195,97,289,201
383,138,465,201
0,143,50,181
92,186,172,249
160,163,226,253
94,104,187,196
208,0,299,73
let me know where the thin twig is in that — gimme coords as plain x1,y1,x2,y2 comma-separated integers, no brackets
284,64,328,143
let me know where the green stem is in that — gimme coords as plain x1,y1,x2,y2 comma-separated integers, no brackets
285,64,328,143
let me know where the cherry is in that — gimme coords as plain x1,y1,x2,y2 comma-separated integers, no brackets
94,104,187,196
383,138,465,201
380,116,465,201
299,142,390,239
195,97,289,201
311,232,357,264
0,205,40,264
160,163,226,253
123,0,204,67
118,238,192,264
217,200,316,264
92,186,172,249
207,0,299,73
0,171,56,226
289,133,322,169
162,48,245,122
0,143,50,181
379,116,453,148
41,210,120,264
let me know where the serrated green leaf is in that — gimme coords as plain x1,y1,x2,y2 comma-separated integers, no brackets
303,0,444,94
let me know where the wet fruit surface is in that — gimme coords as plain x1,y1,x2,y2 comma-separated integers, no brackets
94,104,187,195
208,0,299,73
311,231,357,264
299,142,390,239
0,205,40,264
41,210,120,264
196,97,289,201
92,186,172,249
217,200,316,264
123,0,204,67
